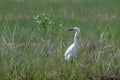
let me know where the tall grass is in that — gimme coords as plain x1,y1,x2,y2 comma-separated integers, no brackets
0,0,120,79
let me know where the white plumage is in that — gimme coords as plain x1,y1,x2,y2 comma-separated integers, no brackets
64,27,80,61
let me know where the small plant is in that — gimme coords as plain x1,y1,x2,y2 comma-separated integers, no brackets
34,14,52,31
34,13,63,40
34,14,63,31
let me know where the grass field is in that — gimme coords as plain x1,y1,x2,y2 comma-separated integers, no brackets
0,0,120,79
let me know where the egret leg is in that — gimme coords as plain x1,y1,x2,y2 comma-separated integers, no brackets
70,58,73,63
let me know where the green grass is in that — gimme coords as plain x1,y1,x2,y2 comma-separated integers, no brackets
0,0,120,79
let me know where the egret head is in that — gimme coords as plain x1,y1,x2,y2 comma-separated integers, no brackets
68,27,80,34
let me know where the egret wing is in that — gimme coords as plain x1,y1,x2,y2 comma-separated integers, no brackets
64,44,74,58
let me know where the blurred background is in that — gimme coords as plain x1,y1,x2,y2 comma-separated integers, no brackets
0,0,120,79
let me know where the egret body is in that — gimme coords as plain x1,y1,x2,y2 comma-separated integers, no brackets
64,27,80,61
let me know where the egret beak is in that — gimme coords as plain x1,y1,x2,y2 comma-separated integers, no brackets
68,28,74,31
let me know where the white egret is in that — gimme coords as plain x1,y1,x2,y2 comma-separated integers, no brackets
64,27,80,61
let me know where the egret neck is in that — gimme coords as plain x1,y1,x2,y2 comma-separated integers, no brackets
73,30,79,45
